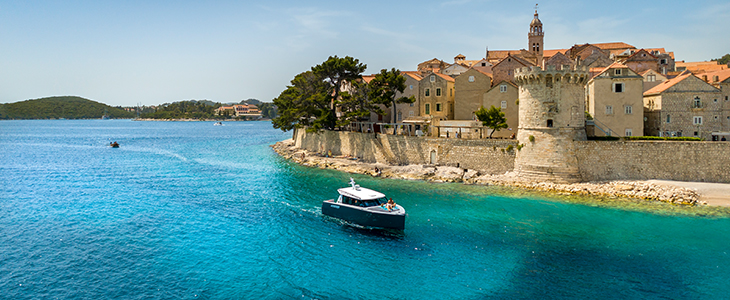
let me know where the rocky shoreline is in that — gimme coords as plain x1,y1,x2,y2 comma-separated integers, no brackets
272,139,703,206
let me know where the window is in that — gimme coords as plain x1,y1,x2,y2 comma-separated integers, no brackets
500,85,507,93
409,111,414,117
425,104,430,115
436,88,442,96
436,103,442,112
647,75,656,82
666,114,671,123
450,89,453,97
693,116,703,125
430,75,435,82
714,115,719,120
615,69,622,75
409,85,413,90
397,112,402,121
547,119,553,127
625,105,633,114
613,82,624,93
693,97,701,108
606,105,613,115
726,96,729,101
715,98,718,103
625,128,633,136
660,59,667,64
468,76,475,82
501,101,507,109
409,102,414,107
481,63,486,67
425,89,430,96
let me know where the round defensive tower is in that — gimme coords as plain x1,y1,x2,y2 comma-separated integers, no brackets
513,65,589,183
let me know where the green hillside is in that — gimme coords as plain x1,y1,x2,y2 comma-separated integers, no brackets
0,96,135,119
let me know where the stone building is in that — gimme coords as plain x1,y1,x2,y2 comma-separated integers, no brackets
398,72,423,121
643,73,724,140
513,65,590,183
482,81,519,138
622,49,659,75
454,68,493,120
640,69,668,93
491,54,533,84
419,72,455,120
585,62,644,137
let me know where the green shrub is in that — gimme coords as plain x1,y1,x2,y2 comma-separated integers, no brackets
528,135,535,142
516,144,524,151
506,144,514,152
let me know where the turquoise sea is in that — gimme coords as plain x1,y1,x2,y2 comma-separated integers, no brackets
1,120,729,299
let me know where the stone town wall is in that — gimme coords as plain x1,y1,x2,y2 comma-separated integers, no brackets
294,129,516,174
293,129,730,184
575,140,730,183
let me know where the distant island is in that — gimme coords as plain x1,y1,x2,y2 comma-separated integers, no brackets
0,96,277,120
0,96,135,120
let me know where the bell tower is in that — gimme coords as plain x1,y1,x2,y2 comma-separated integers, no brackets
528,4,544,65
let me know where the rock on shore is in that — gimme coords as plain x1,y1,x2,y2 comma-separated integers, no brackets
271,139,701,206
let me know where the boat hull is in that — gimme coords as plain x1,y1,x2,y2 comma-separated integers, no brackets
321,200,405,230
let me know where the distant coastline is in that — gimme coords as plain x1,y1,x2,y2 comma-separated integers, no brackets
133,118,271,122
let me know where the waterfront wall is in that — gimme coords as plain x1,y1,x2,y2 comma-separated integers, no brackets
575,141,730,183
294,129,730,183
293,128,516,175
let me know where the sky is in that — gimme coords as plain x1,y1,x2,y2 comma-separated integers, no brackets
1,0,728,107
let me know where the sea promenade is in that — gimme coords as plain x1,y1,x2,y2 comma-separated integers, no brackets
272,138,730,207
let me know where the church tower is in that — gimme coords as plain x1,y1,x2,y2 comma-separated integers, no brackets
528,6,544,66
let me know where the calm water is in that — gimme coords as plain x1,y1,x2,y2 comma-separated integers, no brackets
1,120,729,299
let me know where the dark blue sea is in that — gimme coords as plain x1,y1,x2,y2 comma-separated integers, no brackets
1,120,729,299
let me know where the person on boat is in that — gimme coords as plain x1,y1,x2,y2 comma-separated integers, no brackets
385,198,396,211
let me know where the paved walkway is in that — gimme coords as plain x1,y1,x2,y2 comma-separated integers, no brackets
647,180,730,207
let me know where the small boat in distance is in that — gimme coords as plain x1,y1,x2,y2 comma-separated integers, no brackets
322,178,405,230
109,141,119,148
214,121,223,126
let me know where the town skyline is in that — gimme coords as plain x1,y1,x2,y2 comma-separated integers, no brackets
1,0,728,107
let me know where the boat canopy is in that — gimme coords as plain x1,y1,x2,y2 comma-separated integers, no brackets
337,186,385,201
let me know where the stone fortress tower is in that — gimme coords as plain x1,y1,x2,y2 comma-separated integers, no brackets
513,65,590,183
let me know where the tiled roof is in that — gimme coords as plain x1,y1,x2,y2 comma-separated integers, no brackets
624,49,657,61
644,73,692,95
592,42,636,50
361,75,376,83
435,72,455,82
695,68,730,84
402,71,423,80
676,61,728,73
589,62,630,80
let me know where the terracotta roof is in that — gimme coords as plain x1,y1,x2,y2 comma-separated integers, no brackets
695,68,730,84
402,71,423,80
589,62,630,80
434,72,455,82
543,49,568,58
361,75,376,83
676,61,728,73
624,49,657,61
644,73,692,95
592,42,635,50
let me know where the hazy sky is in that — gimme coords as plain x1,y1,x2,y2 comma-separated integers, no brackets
1,0,728,106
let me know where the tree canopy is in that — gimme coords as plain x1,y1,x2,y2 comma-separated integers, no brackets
369,68,415,124
713,54,730,65
140,100,220,120
273,56,368,132
475,105,508,138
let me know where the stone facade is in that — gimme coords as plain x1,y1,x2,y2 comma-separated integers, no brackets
454,68,493,120
623,49,659,75
643,74,724,139
491,54,532,84
513,65,590,183
483,81,519,138
420,72,455,120
586,63,644,137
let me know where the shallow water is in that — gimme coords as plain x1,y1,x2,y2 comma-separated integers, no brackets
1,120,728,299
